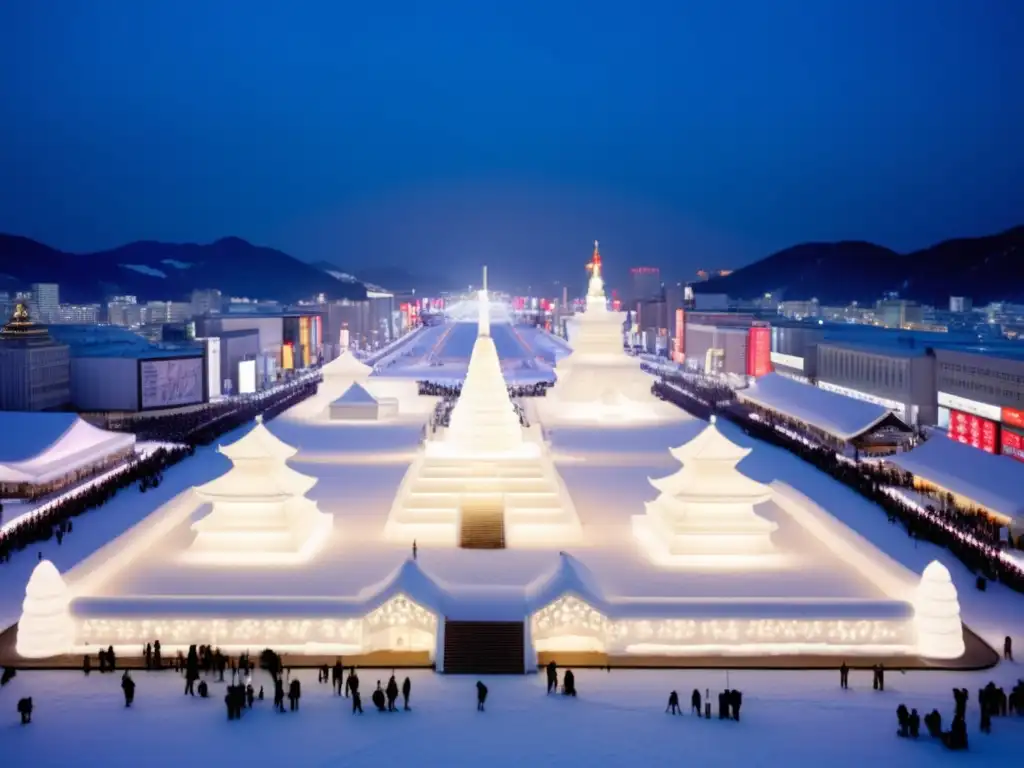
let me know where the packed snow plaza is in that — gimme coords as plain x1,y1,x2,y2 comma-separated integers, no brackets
3,258,997,677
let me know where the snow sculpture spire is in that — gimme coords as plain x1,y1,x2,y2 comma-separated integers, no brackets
16,560,75,659
632,419,778,567
915,560,966,659
188,418,332,564
478,265,491,338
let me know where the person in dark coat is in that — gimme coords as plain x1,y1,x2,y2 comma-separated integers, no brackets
839,661,849,689
666,690,680,715
386,675,399,712
563,669,576,697
352,689,363,714
288,678,301,711
83,655,91,675
691,688,702,717
246,684,255,709
476,681,488,711
198,680,209,698
1005,636,1013,661
346,668,359,699
402,677,412,710
372,682,386,712
953,688,968,720
718,690,728,719
17,697,32,724
274,678,285,712
333,659,344,695
107,646,116,672
730,689,742,721
896,704,910,737
546,660,558,694
121,671,136,707
909,708,920,738
924,709,942,738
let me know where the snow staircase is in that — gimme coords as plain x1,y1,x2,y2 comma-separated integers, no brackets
443,620,525,674
459,496,505,549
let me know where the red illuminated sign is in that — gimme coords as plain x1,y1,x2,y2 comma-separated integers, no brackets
1002,430,1024,462
1002,407,1024,429
746,326,772,377
673,308,685,363
948,409,999,454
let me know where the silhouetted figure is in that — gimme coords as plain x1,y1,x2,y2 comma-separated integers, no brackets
121,671,136,707
274,678,285,712
546,660,558,694
691,689,702,716
185,645,199,696
909,708,920,738
288,679,301,711
730,689,742,721
563,669,576,697
666,690,680,715
924,709,942,738
953,688,968,720
896,704,910,737
402,677,412,710
333,659,344,695
372,682,386,712
718,690,728,719
198,680,209,698
258,685,264,701
83,655,91,676
153,640,161,668
17,697,32,724
107,645,116,672
346,668,359,700
352,689,363,713
246,684,254,708
144,643,152,669
839,661,849,689
412,540,418,560
476,681,488,711
942,715,968,750
1005,636,1013,661
386,674,399,712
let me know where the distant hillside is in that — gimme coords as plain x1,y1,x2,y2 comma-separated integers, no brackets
0,235,366,304
313,260,457,295
696,226,1024,304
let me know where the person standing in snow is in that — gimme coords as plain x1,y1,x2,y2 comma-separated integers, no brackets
546,660,558,694
691,689,702,716
476,681,488,711
402,677,412,710
121,671,136,707
386,674,399,712
666,691,680,715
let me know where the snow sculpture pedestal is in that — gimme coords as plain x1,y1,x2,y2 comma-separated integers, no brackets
632,417,781,568
16,560,75,659
386,270,581,547
186,416,332,565
915,560,966,659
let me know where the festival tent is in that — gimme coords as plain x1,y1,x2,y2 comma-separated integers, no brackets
737,373,909,442
0,412,136,485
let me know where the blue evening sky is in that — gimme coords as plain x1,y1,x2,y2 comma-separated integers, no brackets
1,0,1021,288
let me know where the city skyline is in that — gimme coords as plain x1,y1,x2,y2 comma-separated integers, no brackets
2,1,1022,287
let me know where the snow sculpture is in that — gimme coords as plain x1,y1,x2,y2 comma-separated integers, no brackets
321,349,373,382
914,560,966,659
543,241,670,424
386,267,582,547
187,416,332,565
632,416,779,566
16,560,75,659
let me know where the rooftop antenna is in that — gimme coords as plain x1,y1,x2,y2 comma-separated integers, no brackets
483,265,488,292
478,265,490,337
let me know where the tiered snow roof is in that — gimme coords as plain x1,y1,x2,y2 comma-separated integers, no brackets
914,560,966,659
632,417,778,566
333,381,379,406
187,416,332,565
321,349,372,380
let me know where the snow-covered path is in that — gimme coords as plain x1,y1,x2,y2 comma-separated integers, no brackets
2,666,1022,767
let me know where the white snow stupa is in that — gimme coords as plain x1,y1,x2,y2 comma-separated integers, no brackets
385,267,582,548
543,241,671,424
322,348,373,383
16,560,75,659
632,417,779,567
914,560,966,659
186,416,332,565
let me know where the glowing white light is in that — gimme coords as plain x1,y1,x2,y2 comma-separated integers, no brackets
914,560,966,659
16,560,75,659
186,419,332,565
632,420,780,567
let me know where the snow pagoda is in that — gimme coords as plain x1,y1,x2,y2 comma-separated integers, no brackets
186,415,332,565
632,416,779,567
16,560,75,659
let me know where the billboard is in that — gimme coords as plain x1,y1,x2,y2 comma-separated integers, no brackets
673,309,685,363
139,356,205,410
937,391,1002,422
948,409,999,454
746,326,772,377
1001,428,1024,462
1002,407,1024,429
238,359,257,395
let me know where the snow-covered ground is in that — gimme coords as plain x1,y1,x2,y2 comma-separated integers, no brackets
2,331,1024,764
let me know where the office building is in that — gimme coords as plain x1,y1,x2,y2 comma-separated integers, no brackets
30,283,60,324
949,296,973,313
629,267,661,305
876,299,923,329
55,304,101,324
0,303,71,411
191,289,222,317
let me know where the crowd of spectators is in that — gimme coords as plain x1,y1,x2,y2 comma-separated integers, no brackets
654,377,1024,594
0,377,321,564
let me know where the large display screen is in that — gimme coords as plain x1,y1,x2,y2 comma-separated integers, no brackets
1001,429,1024,462
139,357,204,410
948,409,999,454
673,309,685,363
746,326,772,377
1002,407,1024,429
238,359,257,395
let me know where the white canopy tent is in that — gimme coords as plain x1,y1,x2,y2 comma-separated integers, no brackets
0,413,136,486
